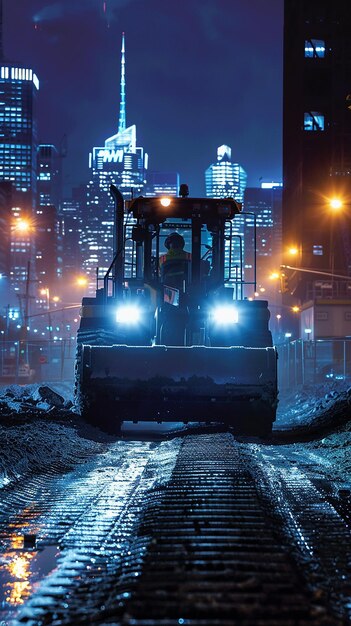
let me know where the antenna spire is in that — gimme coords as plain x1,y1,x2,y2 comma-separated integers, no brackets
118,32,126,133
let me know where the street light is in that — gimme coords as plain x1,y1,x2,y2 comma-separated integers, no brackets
330,198,343,211
328,197,345,290
288,246,299,257
76,276,88,287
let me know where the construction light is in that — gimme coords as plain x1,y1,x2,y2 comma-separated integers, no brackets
116,304,142,325
211,305,238,325
160,197,171,208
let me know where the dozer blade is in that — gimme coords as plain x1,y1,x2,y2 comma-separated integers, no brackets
78,345,278,430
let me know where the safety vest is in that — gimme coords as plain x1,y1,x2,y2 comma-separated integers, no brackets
159,249,191,266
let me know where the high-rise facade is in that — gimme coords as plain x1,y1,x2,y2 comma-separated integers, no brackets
60,185,84,284
0,180,11,279
36,144,61,291
144,171,179,197
205,146,247,202
244,184,282,285
283,0,351,300
0,9,39,300
0,64,39,209
205,145,247,291
37,144,60,209
82,34,148,283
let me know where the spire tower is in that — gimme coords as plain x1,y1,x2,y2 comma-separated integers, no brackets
118,32,126,133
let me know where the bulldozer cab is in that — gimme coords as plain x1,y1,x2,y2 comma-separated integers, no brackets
124,195,242,298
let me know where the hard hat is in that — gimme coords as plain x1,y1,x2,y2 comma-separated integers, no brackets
164,232,185,250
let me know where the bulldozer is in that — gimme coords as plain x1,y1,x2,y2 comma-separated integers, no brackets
74,184,278,435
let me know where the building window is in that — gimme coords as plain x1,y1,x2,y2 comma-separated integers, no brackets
304,111,325,131
305,39,325,58
313,244,323,256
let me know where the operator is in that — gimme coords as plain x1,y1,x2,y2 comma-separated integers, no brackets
159,232,191,287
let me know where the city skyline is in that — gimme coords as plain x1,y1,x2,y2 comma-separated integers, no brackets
4,0,283,195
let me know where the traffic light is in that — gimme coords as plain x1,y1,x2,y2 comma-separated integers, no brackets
280,273,289,293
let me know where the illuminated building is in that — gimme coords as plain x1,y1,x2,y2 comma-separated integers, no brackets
36,145,61,291
244,184,282,271
283,0,351,300
0,181,11,279
82,34,148,283
0,16,39,297
0,64,39,209
143,171,179,197
37,144,60,209
60,186,84,282
205,145,247,202
205,146,247,292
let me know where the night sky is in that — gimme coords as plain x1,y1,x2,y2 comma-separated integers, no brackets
5,0,283,196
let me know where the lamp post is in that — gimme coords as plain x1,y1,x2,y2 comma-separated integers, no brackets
329,197,344,294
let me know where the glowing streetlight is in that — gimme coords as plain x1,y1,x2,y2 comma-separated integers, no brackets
292,305,300,313
328,197,346,286
329,197,343,211
288,246,299,256
269,272,280,280
76,276,88,287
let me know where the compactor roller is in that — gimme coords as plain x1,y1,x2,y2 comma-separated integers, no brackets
75,185,278,435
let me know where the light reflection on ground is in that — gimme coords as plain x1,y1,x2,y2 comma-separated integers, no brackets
0,542,59,621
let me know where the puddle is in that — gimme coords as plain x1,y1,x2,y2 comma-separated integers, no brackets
0,543,60,622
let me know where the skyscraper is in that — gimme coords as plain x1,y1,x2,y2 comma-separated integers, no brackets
244,184,282,284
143,171,180,197
37,144,60,209
283,0,351,300
205,146,247,202
35,144,61,292
0,7,39,296
82,34,148,283
60,186,84,284
0,65,39,209
205,145,248,291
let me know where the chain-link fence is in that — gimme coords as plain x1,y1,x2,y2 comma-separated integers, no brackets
0,339,76,384
278,339,351,389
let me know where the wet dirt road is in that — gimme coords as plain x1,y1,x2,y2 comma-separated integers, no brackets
0,429,350,625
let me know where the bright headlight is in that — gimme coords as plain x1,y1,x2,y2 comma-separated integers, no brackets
211,305,239,325
116,304,141,325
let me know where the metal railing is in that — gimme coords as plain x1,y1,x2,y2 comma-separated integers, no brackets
278,338,351,389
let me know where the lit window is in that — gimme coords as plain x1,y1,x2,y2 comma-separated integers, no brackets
305,39,325,58
313,245,323,256
304,111,325,131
